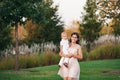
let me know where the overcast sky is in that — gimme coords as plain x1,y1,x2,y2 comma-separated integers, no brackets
53,0,86,26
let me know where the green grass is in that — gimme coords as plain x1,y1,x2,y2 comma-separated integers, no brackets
0,59,120,80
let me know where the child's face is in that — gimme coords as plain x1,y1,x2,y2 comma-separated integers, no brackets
62,33,67,39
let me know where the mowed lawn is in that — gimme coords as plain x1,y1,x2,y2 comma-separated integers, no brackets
0,59,120,80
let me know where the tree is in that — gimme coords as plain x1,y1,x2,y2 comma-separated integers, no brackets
0,0,56,71
110,18,120,44
23,1,63,45
96,0,120,42
0,18,12,56
80,0,102,52
35,12,63,44
96,0,120,21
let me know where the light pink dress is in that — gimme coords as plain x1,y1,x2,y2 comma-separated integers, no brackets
58,44,80,80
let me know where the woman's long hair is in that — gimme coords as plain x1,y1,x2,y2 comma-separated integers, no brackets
69,32,80,44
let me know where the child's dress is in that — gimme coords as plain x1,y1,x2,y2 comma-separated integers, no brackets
58,39,69,67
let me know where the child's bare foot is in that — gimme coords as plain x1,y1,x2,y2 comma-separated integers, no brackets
58,65,61,68
63,63,68,68
58,65,61,67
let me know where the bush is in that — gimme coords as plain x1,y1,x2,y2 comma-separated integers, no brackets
81,47,88,61
19,54,40,68
39,51,60,66
0,57,15,70
0,52,60,70
88,44,120,60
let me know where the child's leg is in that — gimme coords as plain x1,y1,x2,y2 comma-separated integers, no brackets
63,58,69,67
58,57,64,67
63,58,69,64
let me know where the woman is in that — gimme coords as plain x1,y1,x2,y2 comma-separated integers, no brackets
58,32,83,80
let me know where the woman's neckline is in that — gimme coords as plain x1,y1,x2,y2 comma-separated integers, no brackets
70,43,77,47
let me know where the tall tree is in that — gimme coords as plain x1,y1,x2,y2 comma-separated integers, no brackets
0,0,56,71
96,0,120,42
25,2,63,44
0,18,12,56
80,0,102,52
36,1,63,44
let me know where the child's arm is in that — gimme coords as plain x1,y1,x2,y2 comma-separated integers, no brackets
59,45,63,57
59,44,73,58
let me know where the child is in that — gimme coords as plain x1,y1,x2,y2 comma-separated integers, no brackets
58,32,69,68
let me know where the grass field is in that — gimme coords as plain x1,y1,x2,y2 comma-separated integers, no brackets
0,59,120,80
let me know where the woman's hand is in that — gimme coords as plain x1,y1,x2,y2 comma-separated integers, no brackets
59,52,72,58
61,53,73,58
66,53,73,58
72,54,78,58
72,47,83,60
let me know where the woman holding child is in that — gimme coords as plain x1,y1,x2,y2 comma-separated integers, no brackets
58,32,83,80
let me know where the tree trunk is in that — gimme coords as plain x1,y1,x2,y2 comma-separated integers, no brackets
15,22,19,71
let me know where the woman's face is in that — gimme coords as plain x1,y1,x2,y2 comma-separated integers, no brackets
71,34,78,43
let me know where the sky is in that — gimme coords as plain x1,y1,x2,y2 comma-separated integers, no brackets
53,0,86,26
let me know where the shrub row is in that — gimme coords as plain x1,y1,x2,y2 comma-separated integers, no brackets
0,52,60,70
88,44,120,60
1,43,120,70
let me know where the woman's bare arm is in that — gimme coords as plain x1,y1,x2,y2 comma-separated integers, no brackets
73,45,83,60
59,45,63,57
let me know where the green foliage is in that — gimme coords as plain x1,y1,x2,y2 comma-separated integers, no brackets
0,18,12,52
19,54,40,68
81,47,88,61
88,44,120,60
39,52,60,66
0,0,40,25
25,1,63,45
0,18,12,58
0,57,15,70
80,0,102,52
0,52,60,70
